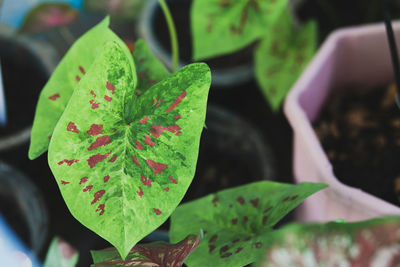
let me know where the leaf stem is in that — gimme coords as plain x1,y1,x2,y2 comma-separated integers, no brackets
157,0,179,72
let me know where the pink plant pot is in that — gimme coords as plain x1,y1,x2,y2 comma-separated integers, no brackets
284,22,400,222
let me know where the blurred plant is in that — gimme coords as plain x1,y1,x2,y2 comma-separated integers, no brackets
18,3,79,34
255,217,400,266
84,0,146,21
190,0,317,111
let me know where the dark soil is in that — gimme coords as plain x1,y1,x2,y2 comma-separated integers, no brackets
152,0,255,70
314,84,400,206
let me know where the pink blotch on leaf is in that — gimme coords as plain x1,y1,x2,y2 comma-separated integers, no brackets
87,152,111,168
88,136,111,151
58,159,79,166
166,91,187,113
237,196,245,205
87,124,103,136
140,176,152,187
243,216,248,223
104,95,112,102
109,155,117,162
104,175,110,183
291,195,298,201
134,140,144,150
149,124,182,138
235,247,243,254
250,198,259,208
139,72,147,78
139,58,145,63
153,208,162,215
282,196,290,202
61,180,69,185
137,187,143,198
96,204,105,215
131,155,140,166
106,81,115,94
79,66,85,74
89,99,99,109
263,207,272,213
212,196,219,207
83,185,93,192
169,176,178,184
155,98,164,107
220,245,229,254
255,242,262,248
232,218,238,225
174,114,182,120
209,245,216,253
79,177,88,184
221,253,232,258
139,116,150,124
48,93,60,101
58,239,77,259
149,79,157,85
48,135,52,139
143,135,155,147
209,234,218,243
262,215,268,226
90,90,96,98
145,159,168,175
75,75,80,82
163,187,170,192
67,122,79,133
91,190,105,205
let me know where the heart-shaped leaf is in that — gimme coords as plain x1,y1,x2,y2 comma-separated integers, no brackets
255,217,400,266
48,40,211,259
91,234,200,266
29,17,126,160
43,237,79,267
254,15,317,111
169,181,327,267
133,39,170,96
19,3,79,34
191,0,288,60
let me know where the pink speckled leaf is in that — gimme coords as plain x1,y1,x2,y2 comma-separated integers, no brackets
255,217,400,267
43,237,79,267
91,235,200,267
169,181,327,267
48,40,211,259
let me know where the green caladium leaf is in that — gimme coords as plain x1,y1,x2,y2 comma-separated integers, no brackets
29,17,128,160
255,217,400,266
48,39,211,259
91,234,200,266
254,17,317,111
191,0,288,60
43,237,79,267
169,181,327,267
133,39,170,96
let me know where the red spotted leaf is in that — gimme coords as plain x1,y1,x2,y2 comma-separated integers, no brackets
48,40,211,259
255,217,400,267
91,235,200,267
169,181,326,267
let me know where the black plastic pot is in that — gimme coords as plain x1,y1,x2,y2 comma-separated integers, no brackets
138,0,254,88
0,161,48,254
185,105,275,201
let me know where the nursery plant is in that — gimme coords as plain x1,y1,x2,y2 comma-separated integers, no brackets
255,216,400,266
27,3,327,266
190,0,317,110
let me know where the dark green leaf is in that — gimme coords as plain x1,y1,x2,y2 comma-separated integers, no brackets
169,181,327,267
255,16,317,111
255,217,400,266
91,234,200,266
191,0,288,60
48,40,211,258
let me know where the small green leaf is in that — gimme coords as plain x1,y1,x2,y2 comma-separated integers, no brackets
91,234,200,266
43,237,79,267
169,181,327,267
255,217,400,266
29,17,130,160
48,40,211,258
191,0,288,60
254,17,317,111
19,3,79,34
133,39,170,96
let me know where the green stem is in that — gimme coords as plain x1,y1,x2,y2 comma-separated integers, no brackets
158,0,179,72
